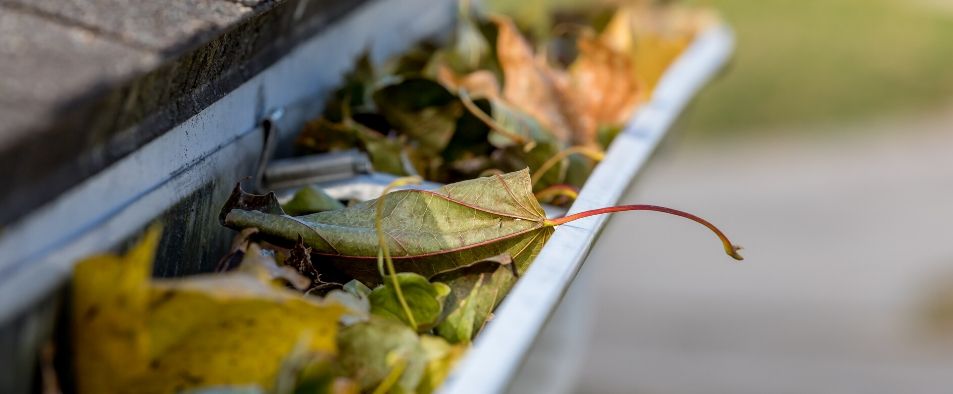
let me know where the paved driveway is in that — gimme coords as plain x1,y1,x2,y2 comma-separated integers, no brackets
573,110,953,393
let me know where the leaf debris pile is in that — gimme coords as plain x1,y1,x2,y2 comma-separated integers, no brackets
63,3,732,394
296,2,714,205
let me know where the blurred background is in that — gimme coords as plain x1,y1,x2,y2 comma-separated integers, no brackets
491,0,953,392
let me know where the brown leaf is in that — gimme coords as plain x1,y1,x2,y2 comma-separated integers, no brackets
495,15,592,145
570,34,643,130
436,65,501,100
215,228,260,272
287,236,317,281
238,243,313,291
218,184,283,226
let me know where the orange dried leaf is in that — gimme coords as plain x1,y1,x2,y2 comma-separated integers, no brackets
493,17,580,142
570,34,643,130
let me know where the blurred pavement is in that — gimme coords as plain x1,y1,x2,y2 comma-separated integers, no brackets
573,108,953,393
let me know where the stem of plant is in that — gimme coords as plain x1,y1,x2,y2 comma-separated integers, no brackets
458,89,530,146
531,145,606,187
544,205,744,260
376,176,424,328
372,357,407,394
534,184,579,202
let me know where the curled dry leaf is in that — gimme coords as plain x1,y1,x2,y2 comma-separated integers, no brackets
215,227,259,273
238,242,312,291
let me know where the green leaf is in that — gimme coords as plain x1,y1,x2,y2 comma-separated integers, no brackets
360,132,412,176
369,273,451,332
456,96,566,190
449,0,491,71
323,52,378,122
296,118,361,154
484,98,556,150
522,141,566,192
343,279,373,299
440,99,493,172
373,78,463,154
295,116,411,176
282,186,346,216
179,387,265,394
416,336,465,394
223,169,554,285
337,318,429,392
337,318,461,394
433,254,517,343
565,152,595,190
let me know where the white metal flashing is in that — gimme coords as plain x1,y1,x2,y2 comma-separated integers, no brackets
439,24,735,394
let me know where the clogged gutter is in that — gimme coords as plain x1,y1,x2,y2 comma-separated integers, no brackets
67,2,740,393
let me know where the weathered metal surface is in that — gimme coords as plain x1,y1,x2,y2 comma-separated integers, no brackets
264,150,372,190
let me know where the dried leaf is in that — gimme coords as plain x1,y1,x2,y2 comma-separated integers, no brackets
215,228,259,273
323,52,378,122
223,169,554,285
285,237,317,282
218,185,283,226
72,228,347,394
238,242,312,291
373,78,463,155
570,34,642,129
484,97,555,150
296,118,361,154
599,5,708,96
282,186,345,216
495,16,593,146
436,66,500,100
296,117,411,176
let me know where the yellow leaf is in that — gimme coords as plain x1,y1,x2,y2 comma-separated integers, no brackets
417,335,466,394
72,228,347,394
599,5,716,96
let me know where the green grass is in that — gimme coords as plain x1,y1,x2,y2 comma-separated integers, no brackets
679,0,953,137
